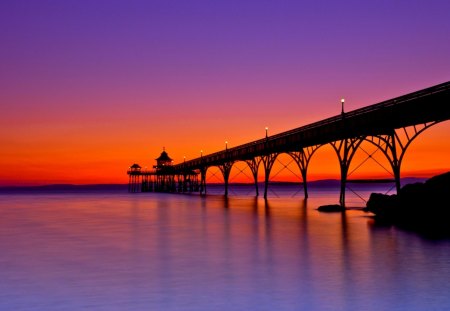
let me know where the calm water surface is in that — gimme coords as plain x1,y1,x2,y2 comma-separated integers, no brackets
0,187,449,311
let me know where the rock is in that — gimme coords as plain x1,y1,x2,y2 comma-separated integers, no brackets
364,193,399,220
317,204,344,212
365,171,450,236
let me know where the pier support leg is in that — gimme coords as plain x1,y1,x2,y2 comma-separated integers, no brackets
289,146,320,199
261,153,278,199
192,174,199,192
219,162,234,197
200,167,207,195
390,133,402,194
393,164,401,194
339,164,349,205
330,137,364,207
246,158,261,197
134,175,141,192
301,169,308,199
365,133,404,195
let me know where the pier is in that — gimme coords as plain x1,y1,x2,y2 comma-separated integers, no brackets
128,81,450,204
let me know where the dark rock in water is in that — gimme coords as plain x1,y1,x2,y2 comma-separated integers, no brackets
365,171,450,236
365,193,399,219
317,204,344,212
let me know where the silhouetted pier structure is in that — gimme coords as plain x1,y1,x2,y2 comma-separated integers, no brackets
128,149,200,193
128,81,450,204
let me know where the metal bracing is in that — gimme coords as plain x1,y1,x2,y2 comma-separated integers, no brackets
270,156,301,180
218,161,235,197
347,143,393,179
364,122,440,193
206,167,223,182
345,142,397,202
330,137,365,206
228,162,255,182
260,153,279,199
288,145,321,199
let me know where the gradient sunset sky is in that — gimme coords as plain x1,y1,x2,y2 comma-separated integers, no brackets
1,0,450,186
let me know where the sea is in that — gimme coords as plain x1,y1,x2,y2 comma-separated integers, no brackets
0,183,449,311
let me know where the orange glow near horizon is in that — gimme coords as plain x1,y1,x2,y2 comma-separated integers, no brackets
1,114,449,186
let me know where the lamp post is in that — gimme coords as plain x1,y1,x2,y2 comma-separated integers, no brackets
225,141,228,151
184,156,186,163
201,150,203,158
265,126,268,138
341,98,345,114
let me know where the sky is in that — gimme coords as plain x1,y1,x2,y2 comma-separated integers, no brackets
1,0,450,186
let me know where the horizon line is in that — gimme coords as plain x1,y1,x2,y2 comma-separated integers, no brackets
0,176,430,189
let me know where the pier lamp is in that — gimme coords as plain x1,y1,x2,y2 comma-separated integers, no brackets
341,98,345,114
201,150,203,158
225,141,228,151
184,156,186,163
265,127,268,138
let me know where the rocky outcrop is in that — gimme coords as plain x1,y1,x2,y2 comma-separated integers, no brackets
317,204,344,212
365,172,450,235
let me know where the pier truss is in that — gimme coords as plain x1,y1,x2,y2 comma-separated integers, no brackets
128,81,450,205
